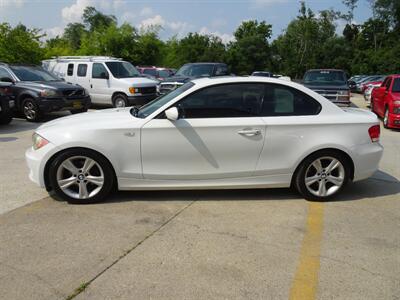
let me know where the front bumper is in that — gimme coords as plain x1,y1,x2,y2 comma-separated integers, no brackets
127,94,158,106
25,143,57,188
37,95,91,112
387,112,400,128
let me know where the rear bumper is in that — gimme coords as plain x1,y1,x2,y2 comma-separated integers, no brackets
127,94,158,106
37,96,91,112
351,142,384,181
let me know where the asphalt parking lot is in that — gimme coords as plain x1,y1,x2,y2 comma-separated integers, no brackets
0,95,399,300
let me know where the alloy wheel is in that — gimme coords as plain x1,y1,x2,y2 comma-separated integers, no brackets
23,101,36,120
114,98,126,108
56,156,104,200
304,156,345,197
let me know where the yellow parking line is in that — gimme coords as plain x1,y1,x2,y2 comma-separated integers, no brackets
289,202,324,300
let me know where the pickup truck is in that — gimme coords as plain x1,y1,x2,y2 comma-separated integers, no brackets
303,69,351,106
159,62,229,94
0,83,14,125
371,74,400,129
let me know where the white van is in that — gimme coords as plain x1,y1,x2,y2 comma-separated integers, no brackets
42,56,158,107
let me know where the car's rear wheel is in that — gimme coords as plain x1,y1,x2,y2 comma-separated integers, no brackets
112,94,128,108
383,107,389,128
49,149,114,204
370,98,375,113
294,150,351,201
22,98,42,122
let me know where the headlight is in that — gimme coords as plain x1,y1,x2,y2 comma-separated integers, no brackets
32,133,49,150
129,87,140,94
337,90,349,95
40,89,57,97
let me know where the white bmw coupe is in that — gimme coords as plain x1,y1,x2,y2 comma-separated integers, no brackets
26,77,383,204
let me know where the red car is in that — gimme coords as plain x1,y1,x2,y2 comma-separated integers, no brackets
371,75,400,129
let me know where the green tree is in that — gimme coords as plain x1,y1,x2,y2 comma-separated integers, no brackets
226,20,272,74
82,6,117,32
64,23,87,50
0,23,44,64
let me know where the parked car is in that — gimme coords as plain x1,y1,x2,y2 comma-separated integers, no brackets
360,76,386,93
251,71,273,77
26,77,383,204
0,63,91,122
364,84,381,102
137,66,175,81
354,75,383,93
371,75,400,129
303,69,351,106
348,75,369,92
43,56,158,108
0,82,14,125
159,62,229,94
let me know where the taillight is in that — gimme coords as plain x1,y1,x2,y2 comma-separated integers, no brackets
368,125,380,142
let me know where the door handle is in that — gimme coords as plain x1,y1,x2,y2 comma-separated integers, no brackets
238,129,261,136
90,84,93,89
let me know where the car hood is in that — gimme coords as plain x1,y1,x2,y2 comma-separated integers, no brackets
303,84,349,90
116,77,157,87
17,81,83,90
162,75,197,84
37,108,141,134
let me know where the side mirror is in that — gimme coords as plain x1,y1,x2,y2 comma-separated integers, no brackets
165,107,179,121
0,77,14,83
101,72,109,80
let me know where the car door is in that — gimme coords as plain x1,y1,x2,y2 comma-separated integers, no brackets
90,63,111,104
256,83,323,176
373,78,388,116
141,83,266,180
76,63,90,91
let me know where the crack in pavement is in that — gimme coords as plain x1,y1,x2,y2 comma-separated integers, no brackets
65,200,196,300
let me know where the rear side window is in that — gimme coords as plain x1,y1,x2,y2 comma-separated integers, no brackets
260,84,321,116
177,83,264,118
67,63,74,76
215,65,228,76
77,64,87,77
92,63,108,79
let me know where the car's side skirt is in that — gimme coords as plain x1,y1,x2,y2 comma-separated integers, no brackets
117,174,292,191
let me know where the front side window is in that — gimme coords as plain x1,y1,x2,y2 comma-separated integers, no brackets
385,78,392,90
215,65,228,76
135,82,195,118
77,64,87,77
67,63,74,76
10,66,60,82
105,61,140,78
92,63,108,79
177,83,264,118
392,78,400,93
260,84,321,116
143,69,157,76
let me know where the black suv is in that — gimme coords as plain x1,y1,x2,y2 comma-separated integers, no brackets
0,82,14,125
303,69,350,106
159,62,229,94
0,63,91,122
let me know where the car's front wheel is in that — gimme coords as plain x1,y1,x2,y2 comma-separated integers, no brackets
48,149,115,204
294,150,351,201
22,98,42,122
383,107,389,128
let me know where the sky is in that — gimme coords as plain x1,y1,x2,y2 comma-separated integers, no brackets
0,0,374,43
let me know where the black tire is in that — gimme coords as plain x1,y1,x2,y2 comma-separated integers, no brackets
383,107,389,128
112,94,128,108
0,113,12,125
294,150,351,201
370,98,375,113
48,148,115,204
70,108,88,114
22,98,43,122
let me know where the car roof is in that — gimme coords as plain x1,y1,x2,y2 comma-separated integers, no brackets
183,62,226,66
306,69,345,72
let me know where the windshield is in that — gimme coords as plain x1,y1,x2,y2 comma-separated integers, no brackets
304,70,347,86
176,64,214,77
10,66,60,82
392,78,400,93
133,82,195,118
105,61,140,78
